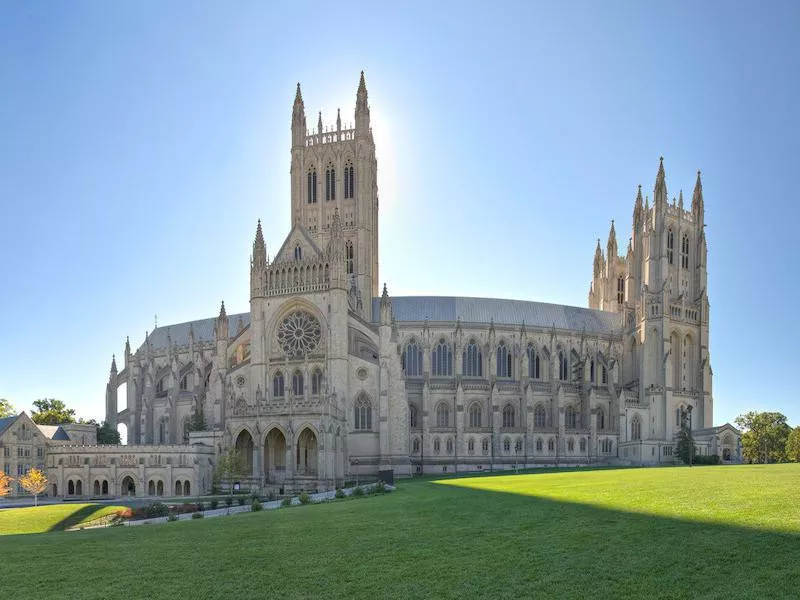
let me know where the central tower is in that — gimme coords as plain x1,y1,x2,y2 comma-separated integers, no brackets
290,72,379,318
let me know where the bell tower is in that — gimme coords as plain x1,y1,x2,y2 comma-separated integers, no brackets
289,72,379,319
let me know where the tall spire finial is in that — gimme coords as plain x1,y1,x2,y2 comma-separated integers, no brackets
219,301,227,319
317,111,323,134
252,219,266,267
358,70,366,94
111,354,117,373
294,82,303,105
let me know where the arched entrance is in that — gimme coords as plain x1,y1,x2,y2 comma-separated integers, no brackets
121,476,136,496
296,428,317,475
156,481,164,496
75,480,83,496
235,429,255,476
68,480,74,495
102,480,108,495
94,480,101,496
52,483,57,497
175,480,183,496
183,480,190,496
264,428,287,481
148,480,155,496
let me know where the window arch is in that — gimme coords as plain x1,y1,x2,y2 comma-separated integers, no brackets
354,395,372,430
446,438,453,454
631,415,641,440
468,403,482,428
617,276,625,304
548,438,555,452
503,438,511,453
681,234,690,269
527,344,540,379
412,437,420,454
566,405,579,429
436,403,450,428
311,369,322,396
481,438,490,455
667,228,674,264
307,169,317,204
403,339,423,377
273,371,284,398
292,370,304,396
431,339,453,376
467,438,475,455
409,404,419,429
496,341,512,378
580,438,586,452
534,404,546,428
590,360,596,383
502,404,515,428
536,438,543,452
515,438,523,453
343,160,355,199
558,351,569,381
325,162,336,201
433,437,441,454
597,408,605,430
294,244,302,261
345,240,354,275
567,438,575,452
463,340,483,377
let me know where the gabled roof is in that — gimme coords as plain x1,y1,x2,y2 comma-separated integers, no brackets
139,312,251,352
35,424,70,440
272,222,324,263
0,415,17,436
372,296,624,334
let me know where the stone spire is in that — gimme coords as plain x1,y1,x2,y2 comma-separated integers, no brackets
593,239,604,277
124,336,131,360
317,111,323,135
110,354,117,374
336,108,341,132
654,156,667,207
678,189,684,211
252,219,267,268
607,220,618,259
215,301,229,341
692,170,704,214
355,71,370,134
292,82,306,147
633,185,643,226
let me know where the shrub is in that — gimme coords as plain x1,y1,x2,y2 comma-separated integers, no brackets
373,481,386,494
196,502,205,511
237,496,246,506
210,499,219,510
143,502,170,518
252,500,263,512
299,492,311,505
352,486,364,497
191,511,204,519
267,491,277,501
281,497,292,507
115,507,133,519
225,496,233,507
335,488,346,499
167,514,178,522
250,493,260,502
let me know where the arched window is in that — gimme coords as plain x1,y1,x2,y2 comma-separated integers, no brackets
503,438,511,453
311,369,322,396
468,438,475,455
294,244,302,261
502,404,515,428
601,363,608,384
548,438,555,452
412,437,420,453
431,339,453,376
307,169,317,204
558,352,569,381
409,404,419,428
536,438,543,452
433,438,441,454
534,404,546,428
496,341,511,378
527,344,540,379
325,163,336,201
468,403,482,428
617,276,625,304
566,405,578,429
597,408,605,430
180,374,188,390
667,228,674,264
292,370,304,396
580,438,586,452
463,340,483,377
515,438,523,453
344,160,355,199
273,371,285,398
436,403,450,428
354,395,372,430
446,438,453,454
681,234,690,269
403,339,423,377
567,438,575,452
345,240,354,275
631,415,641,440
481,438,489,455
590,360,596,383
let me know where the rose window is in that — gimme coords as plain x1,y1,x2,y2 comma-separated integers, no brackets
277,311,321,357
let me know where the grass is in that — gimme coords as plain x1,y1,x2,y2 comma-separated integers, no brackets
0,503,128,535
1,464,799,599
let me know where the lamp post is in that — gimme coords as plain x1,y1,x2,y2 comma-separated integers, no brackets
687,405,693,467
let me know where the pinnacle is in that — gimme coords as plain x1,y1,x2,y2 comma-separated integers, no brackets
294,82,303,104
219,301,227,319
358,70,366,93
382,282,389,298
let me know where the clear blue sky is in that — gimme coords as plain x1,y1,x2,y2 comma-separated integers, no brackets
1,1,798,429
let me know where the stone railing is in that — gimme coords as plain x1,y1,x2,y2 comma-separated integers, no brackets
305,128,356,146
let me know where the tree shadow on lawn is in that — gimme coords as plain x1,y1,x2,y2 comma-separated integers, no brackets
48,505,110,532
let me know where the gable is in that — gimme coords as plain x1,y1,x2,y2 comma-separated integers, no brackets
272,223,323,263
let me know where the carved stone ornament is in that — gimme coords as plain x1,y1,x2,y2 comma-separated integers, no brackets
277,310,322,357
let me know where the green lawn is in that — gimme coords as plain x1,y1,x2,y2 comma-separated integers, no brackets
1,465,799,599
0,503,127,535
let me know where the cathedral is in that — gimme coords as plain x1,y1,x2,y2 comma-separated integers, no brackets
44,72,741,499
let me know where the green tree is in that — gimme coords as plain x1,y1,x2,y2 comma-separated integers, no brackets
735,411,791,464
0,398,15,418
30,399,76,425
215,448,247,498
674,424,695,465
97,421,121,445
786,427,800,462
187,404,208,433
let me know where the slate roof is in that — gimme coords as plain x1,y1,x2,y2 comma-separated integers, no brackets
372,296,624,334
35,425,70,440
0,416,16,436
138,313,251,352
